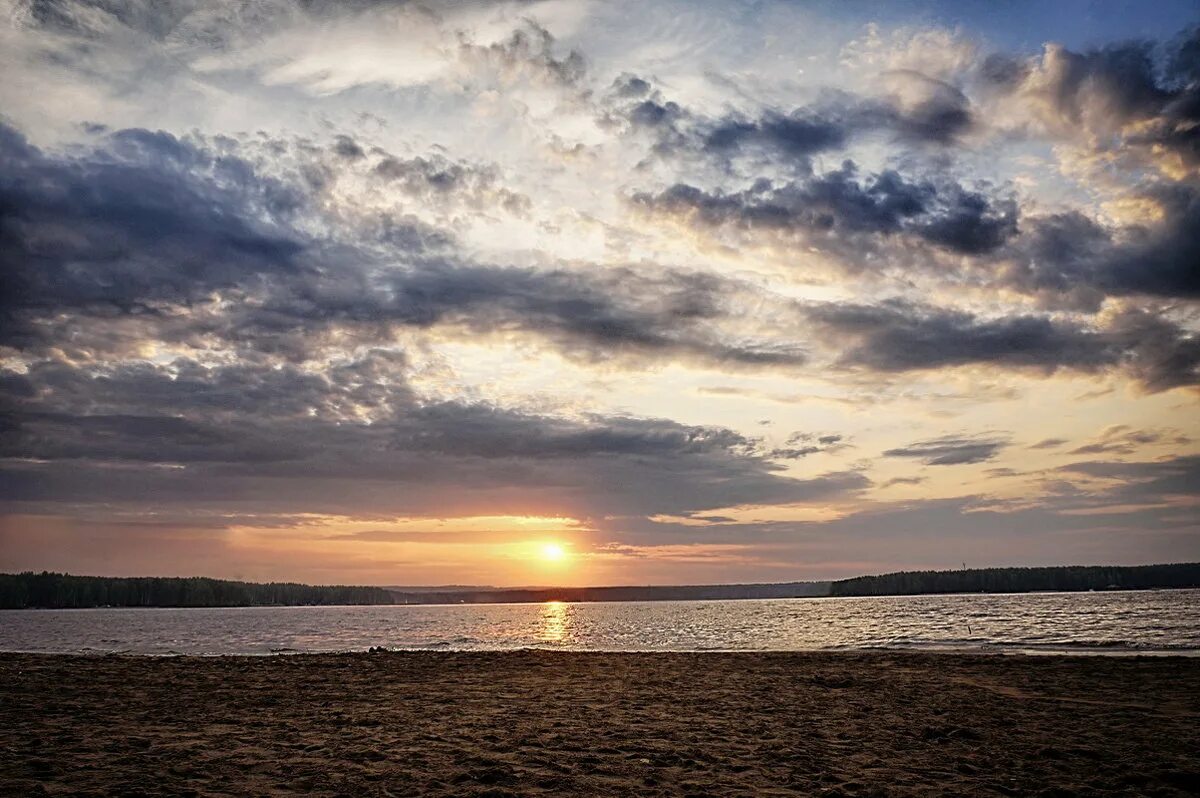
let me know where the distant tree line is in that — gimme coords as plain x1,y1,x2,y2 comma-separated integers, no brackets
0,572,395,609
390,581,831,605
830,563,1200,597
5,564,1197,609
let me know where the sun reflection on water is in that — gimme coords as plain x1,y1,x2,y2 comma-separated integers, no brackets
538,600,571,644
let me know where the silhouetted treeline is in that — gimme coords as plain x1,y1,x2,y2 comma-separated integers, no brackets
830,563,1200,597
5,564,1197,609
390,581,830,605
0,572,395,609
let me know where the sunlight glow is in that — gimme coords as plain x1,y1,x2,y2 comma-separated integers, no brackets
540,542,568,563
539,600,570,644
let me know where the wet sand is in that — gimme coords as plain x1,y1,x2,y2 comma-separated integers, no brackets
1,651,1198,797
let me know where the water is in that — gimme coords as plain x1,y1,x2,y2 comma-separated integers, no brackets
1,589,1197,656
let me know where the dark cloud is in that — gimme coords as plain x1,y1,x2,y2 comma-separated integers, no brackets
1059,455,1200,501
880,476,927,488
768,431,847,460
0,356,864,519
1008,188,1200,309
943,30,1200,307
0,121,806,369
883,435,1009,466
805,301,1113,372
702,110,849,162
331,134,365,160
978,53,1028,88
803,301,1199,393
1065,426,1188,456
1105,307,1200,393
25,0,201,39
616,33,1198,309
768,446,821,459
627,98,685,130
371,152,531,214
632,162,1018,256
882,70,974,144
1068,442,1128,455
3,121,1191,401
611,74,652,99
1029,438,1067,450
1035,42,1168,121
0,122,307,340
607,74,974,174
599,79,693,159
1096,185,1200,301
288,262,809,367
980,31,1200,170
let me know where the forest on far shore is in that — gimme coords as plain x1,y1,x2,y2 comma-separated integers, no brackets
0,572,395,609
2,562,1198,608
829,563,1200,597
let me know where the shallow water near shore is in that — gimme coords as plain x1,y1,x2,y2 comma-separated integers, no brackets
2,588,1198,655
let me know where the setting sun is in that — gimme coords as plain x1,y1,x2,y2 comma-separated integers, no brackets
540,543,568,563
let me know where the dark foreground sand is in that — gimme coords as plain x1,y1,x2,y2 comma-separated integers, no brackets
2,652,1199,797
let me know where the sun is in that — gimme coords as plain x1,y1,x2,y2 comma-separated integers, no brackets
540,542,568,563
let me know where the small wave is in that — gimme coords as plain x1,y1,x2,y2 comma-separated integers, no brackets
845,637,1200,656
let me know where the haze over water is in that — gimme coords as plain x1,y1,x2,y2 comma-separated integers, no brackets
3,590,1197,656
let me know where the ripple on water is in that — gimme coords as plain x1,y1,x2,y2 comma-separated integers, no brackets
0,589,1197,655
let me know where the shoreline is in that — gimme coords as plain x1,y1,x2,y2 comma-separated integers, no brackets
3,583,1197,611
2,644,1200,658
3,650,1198,796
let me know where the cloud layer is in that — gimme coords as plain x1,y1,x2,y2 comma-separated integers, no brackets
0,0,1196,582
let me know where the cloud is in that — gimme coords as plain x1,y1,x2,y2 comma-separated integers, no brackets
186,6,587,96
1104,307,1200,393
371,151,531,215
883,435,1009,465
0,120,807,369
331,134,366,160
879,69,973,144
802,300,1199,393
1066,425,1189,456
1059,455,1200,501
767,431,848,460
0,122,308,334
1006,189,1200,309
880,476,927,488
606,71,976,174
631,161,1018,257
301,261,810,367
0,354,869,520
979,30,1200,173
616,32,1199,311
696,103,860,171
807,301,1113,373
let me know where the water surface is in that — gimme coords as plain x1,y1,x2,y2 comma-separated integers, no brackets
2,589,1197,655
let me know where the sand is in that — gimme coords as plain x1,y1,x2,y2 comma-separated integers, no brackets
1,651,1198,797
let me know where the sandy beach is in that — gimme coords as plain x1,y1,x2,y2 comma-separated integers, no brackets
1,651,1198,796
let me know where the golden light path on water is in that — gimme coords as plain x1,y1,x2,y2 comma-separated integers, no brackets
539,601,570,644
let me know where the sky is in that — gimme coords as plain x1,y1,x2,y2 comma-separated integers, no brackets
1,0,1198,587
